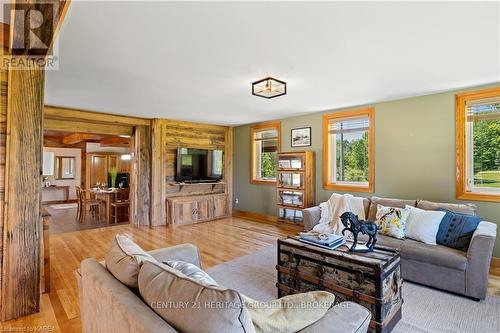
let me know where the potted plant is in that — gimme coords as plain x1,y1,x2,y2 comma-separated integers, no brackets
109,167,118,188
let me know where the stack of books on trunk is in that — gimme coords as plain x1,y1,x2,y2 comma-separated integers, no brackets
298,232,346,250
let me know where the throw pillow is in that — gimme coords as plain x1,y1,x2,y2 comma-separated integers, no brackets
367,196,417,221
242,291,335,333
105,234,157,288
375,204,410,239
436,209,481,251
139,261,255,333
416,200,477,216
164,260,218,287
405,205,446,245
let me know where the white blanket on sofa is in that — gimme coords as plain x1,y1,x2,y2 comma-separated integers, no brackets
312,193,366,235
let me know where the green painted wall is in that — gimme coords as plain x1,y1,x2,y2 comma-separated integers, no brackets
233,83,500,257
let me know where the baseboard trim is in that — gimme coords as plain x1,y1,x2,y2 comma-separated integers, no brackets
232,209,278,223
491,257,500,277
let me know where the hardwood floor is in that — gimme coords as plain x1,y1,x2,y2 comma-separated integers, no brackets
0,216,498,332
0,217,302,332
44,205,127,235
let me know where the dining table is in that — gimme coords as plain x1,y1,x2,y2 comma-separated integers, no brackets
87,188,128,223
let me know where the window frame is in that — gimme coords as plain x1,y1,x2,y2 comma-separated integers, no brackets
455,87,500,202
322,107,375,192
249,121,281,185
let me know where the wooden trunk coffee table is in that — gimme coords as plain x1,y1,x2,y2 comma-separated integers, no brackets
277,237,403,333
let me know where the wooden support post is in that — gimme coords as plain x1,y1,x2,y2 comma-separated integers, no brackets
1,58,45,321
0,0,70,320
150,119,166,226
0,47,9,319
131,125,151,226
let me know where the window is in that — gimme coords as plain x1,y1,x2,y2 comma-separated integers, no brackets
456,88,500,202
250,121,281,184
323,108,374,192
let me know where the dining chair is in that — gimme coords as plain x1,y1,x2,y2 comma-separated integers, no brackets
110,188,130,223
76,186,103,223
75,186,82,221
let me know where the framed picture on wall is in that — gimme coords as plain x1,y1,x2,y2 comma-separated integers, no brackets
291,127,311,147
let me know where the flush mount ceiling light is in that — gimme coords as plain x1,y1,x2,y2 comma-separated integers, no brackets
252,77,287,99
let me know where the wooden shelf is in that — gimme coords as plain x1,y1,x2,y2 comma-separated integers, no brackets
167,181,226,192
276,151,315,224
277,185,304,190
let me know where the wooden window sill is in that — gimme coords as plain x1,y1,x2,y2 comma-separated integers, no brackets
457,191,500,203
323,183,374,193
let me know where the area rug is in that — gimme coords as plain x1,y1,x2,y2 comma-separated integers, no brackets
206,245,500,333
49,203,78,209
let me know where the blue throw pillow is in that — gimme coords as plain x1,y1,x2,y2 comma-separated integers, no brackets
436,208,481,251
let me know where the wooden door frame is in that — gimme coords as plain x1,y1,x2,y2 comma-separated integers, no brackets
44,105,152,226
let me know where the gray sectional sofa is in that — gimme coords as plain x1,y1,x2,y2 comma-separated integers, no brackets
303,197,497,300
78,243,371,333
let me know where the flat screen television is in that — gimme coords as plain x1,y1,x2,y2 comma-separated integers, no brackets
175,148,224,182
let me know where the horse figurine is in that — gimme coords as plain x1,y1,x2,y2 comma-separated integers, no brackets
340,212,379,253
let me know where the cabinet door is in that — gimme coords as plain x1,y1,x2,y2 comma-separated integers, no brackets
108,155,119,170
120,159,131,172
196,197,213,222
173,200,197,225
90,154,108,186
212,195,228,219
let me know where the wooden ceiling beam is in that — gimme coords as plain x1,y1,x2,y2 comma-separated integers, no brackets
100,143,129,148
48,1,71,54
45,118,134,137
99,137,130,146
62,133,95,145
100,136,130,148
44,105,151,127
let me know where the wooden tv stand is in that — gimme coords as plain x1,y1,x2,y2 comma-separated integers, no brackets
167,192,229,226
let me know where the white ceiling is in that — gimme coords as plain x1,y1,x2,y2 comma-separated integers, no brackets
44,1,500,126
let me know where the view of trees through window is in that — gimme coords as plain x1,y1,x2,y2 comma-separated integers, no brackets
331,117,370,183
471,103,500,189
260,151,277,179
335,131,369,182
252,126,279,181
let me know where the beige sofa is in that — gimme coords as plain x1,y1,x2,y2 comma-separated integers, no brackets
303,197,497,300
78,243,371,333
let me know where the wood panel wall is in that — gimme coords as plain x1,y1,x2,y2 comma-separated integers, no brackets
150,119,232,226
